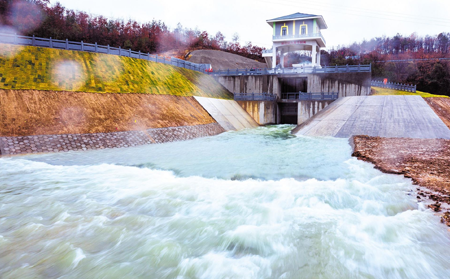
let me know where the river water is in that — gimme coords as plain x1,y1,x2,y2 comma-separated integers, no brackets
1,125,450,278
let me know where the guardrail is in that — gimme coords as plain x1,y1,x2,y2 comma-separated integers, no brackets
209,64,371,76
0,33,211,73
371,80,416,93
234,92,277,101
282,92,339,101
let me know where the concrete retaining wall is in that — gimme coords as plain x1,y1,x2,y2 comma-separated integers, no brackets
237,101,277,125
307,72,371,97
0,123,224,156
297,100,334,125
216,76,281,96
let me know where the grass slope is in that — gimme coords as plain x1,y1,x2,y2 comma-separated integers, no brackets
371,86,448,98
0,44,232,99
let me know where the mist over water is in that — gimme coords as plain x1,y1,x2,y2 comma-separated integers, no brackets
1,125,450,278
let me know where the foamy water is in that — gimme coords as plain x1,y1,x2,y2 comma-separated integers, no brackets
1,125,449,278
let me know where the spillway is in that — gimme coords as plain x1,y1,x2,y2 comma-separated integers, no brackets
1,126,450,278
293,95,450,139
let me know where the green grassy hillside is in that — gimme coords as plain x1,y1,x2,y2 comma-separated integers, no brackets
371,87,448,98
0,44,232,99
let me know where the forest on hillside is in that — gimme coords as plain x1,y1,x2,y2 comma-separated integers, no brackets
284,33,450,95
1,0,449,95
0,0,264,61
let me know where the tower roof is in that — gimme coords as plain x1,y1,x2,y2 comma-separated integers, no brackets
267,12,328,29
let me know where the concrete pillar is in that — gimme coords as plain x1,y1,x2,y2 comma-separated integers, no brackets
311,45,317,66
272,46,277,69
259,102,264,124
280,52,285,68
317,47,321,67
298,101,310,125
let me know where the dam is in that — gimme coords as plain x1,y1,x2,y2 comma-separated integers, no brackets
2,10,450,279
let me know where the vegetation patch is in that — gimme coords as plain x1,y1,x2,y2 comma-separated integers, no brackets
0,44,233,99
371,86,448,98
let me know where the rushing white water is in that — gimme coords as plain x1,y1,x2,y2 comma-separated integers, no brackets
1,125,450,278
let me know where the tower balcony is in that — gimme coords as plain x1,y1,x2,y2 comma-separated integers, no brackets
272,32,326,47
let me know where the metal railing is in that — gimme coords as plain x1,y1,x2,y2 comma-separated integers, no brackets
371,80,416,93
0,33,211,73
272,32,326,44
209,64,371,76
234,92,277,101
281,92,339,101
262,48,273,55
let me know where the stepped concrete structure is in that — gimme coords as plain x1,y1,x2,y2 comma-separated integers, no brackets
292,96,450,139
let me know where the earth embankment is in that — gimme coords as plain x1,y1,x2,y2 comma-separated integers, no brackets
0,90,216,137
425,98,450,130
188,49,266,70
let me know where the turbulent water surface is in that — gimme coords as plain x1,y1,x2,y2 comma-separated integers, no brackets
1,125,450,278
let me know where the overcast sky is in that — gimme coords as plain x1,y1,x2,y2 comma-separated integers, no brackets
53,0,450,49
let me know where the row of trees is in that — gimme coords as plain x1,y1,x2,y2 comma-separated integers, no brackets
321,33,450,95
0,0,264,60
1,1,449,95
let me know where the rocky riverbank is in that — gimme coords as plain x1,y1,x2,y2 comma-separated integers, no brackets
351,135,450,226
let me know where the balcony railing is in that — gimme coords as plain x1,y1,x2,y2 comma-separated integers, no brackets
272,32,326,45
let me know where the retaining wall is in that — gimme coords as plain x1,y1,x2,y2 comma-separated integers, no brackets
216,76,281,96
307,72,371,97
237,101,277,125
297,100,334,125
0,123,224,156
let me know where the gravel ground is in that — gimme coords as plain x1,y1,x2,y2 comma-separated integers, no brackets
351,135,450,226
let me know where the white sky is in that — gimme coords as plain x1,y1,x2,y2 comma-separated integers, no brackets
53,0,450,49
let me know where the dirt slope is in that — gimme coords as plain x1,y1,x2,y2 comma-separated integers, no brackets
188,50,266,70
425,98,450,129
0,90,216,137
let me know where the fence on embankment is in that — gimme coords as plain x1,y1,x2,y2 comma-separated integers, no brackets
210,64,371,77
371,80,416,93
0,33,211,73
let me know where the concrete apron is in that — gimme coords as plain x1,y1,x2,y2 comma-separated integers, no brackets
293,96,450,139
194,97,259,131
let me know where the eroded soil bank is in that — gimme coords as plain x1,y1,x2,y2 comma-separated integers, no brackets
351,135,450,226
0,89,216,137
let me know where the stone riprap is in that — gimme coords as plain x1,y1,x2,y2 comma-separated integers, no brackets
0,123,224,156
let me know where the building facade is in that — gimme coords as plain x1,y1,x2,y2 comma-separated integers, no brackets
263,13,327,69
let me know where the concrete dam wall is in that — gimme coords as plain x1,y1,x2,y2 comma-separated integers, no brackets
307,72,372,97
293,95,450,139
215,72,371,98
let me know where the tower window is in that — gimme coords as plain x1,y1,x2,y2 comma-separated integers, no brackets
299,21,308,36
280,23,288,36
